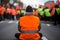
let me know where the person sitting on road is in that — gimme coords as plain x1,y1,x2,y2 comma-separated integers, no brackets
15,5,42,40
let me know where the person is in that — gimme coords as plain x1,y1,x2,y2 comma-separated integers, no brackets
50,7,56,21
11,7,17,20
6,3,10,8
15,5,42,40
58,5,60,24
16,9,20,20
54,5,60,25
50,2,55,21
37,6,44,20
6,7,11,19
0,4,5,21
20,9,26,17
33,8,39,16
44,7,51,21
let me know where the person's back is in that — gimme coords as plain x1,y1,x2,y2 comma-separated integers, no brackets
19,15,40,40
20,15,40,31
16,5,41,40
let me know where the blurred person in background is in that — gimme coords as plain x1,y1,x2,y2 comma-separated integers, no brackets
50,2,56,21
54,4,60,25
57,1,60,24
20,9,26,17
44,6,51,21
16,9,20,20
0,4,5,21
11,6,17,20
54,5,58,25
6,7,11,20
37,6,44,20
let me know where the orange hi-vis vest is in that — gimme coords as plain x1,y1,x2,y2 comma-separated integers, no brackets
0,7,5,15
6,8,11,14
11,8,17,16
19,15,40,40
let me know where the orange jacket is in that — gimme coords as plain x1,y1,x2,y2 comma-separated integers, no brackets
6,8,11,14
11,8,17,16
19,15,40,40
20,33,40,40
20,15,40,30
0,7,5,15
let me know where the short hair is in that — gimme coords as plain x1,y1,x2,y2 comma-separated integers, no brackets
26,5,33,12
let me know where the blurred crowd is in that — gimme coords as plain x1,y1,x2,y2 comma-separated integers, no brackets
0,1,60,25
0,3,25,21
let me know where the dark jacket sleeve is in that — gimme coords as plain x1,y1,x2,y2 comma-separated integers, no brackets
38,23,41,31
18,21,21,32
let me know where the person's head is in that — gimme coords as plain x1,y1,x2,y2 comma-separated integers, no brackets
25,5,33,15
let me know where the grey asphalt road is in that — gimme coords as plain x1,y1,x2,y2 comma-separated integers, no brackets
0,20,60,40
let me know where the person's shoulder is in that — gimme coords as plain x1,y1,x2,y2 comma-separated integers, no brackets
19,17,24,22
19,16,26,19
33,16,40,20
33,16,40,22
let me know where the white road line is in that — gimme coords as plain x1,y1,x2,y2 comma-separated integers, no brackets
8,21,18,24
8,21,14,23
42,36,48,40
16,21,18,24
0,21,4,23
46,24,50,26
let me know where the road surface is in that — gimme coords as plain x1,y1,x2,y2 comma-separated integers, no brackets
0,20,60,40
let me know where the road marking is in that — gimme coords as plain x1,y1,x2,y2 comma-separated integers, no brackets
8,21,18,24
0,21,4,23
46,24,50,26
42,36,48,40
41,23,46,25
16,21,18,24
8,21,14,23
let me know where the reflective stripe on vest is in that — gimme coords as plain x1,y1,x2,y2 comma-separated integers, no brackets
21,30,38,34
